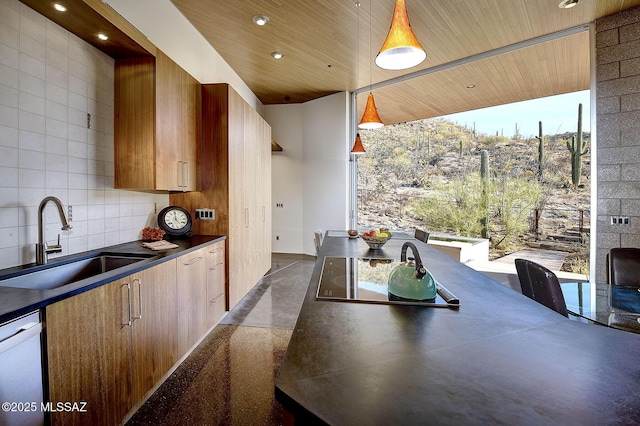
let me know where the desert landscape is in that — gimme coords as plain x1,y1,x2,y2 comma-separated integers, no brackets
357,116,591,274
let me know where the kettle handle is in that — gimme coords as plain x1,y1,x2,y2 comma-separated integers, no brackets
400,242,427,279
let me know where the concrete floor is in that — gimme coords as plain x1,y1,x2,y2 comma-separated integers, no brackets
126,253,316,426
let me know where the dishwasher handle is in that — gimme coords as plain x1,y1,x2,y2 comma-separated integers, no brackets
0,322,42,355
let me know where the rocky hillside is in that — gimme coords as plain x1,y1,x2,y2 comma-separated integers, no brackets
357,117,591,273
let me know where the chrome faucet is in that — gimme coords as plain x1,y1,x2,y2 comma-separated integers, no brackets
36,196,72,265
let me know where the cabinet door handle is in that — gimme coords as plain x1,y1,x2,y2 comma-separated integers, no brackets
182,161,188,190
262,205,265,222
184,256,204,266
210,293,224,304
122,282,132,327
177,161,183,188
245,208,249,228
132,278,142,321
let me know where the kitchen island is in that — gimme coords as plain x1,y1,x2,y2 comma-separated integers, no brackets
275,235,640,424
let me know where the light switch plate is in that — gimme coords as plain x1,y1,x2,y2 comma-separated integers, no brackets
196,208,215,220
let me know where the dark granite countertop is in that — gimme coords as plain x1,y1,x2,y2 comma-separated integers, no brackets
275,235,640,425
0,235,225,323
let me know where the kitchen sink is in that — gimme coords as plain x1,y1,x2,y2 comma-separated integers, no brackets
0,253,156,290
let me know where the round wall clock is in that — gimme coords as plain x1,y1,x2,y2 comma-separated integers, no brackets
157,206,193,237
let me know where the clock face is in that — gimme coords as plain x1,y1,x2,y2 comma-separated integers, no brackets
165,209,188,230
158,206,192,236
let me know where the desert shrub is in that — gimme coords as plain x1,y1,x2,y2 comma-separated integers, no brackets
412,174,543,249
412,175,489,237
479,134,511,147
492,176,544,249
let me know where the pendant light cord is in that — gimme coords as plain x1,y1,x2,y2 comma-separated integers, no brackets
357,2,360,90
368,0,373,93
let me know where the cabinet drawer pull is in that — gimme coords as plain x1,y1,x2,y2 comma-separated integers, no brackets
184,256,204,266
132,278,142,321
122,282,132,327
209,247,224,254
210,262,224,271
210,293,224,304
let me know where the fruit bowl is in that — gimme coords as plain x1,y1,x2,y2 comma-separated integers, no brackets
361,229,392,250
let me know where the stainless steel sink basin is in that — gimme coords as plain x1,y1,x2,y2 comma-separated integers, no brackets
0,253,156,290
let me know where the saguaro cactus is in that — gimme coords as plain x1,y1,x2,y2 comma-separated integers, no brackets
535,121,544,181
480,150,490,239
566,103,588,187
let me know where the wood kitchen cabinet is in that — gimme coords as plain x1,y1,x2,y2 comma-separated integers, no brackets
46,279,133,426
46,260,177,426
176,248,209,356
171,84,272,310
114,50,199,191
129,260,178,402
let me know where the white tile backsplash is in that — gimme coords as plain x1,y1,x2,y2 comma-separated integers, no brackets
0,83,18,108
0,0,169,269
0,147,18,167
0,41,19,68
0,104,18,127
0,165,18,187
18,148,44,169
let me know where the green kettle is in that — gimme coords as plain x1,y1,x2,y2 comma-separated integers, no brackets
388,242,437,301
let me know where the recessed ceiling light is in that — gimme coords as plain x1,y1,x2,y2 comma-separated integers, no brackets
252,15,270,26
559,0,580,9
97,33,108,41
271,51,283,59
53,3,67,12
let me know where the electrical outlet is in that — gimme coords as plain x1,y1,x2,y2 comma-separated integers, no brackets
195,208,215,220
611,216,630,226
276,203,284,208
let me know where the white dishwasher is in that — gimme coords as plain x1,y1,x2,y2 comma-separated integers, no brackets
0,311,44,426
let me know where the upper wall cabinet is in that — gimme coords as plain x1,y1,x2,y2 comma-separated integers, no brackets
114,51,199,191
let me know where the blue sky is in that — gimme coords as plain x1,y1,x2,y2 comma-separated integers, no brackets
442,90,590,138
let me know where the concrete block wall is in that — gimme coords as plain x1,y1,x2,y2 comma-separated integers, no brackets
595,6,640,282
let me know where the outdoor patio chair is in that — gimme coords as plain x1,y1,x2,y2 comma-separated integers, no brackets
515,258,568,317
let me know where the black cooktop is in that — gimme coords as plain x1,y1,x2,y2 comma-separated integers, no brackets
316,256,460,308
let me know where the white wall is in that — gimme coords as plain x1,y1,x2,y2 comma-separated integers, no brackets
265,92,350,255
0,0,169,269
105,0,262,114
263,104,304,253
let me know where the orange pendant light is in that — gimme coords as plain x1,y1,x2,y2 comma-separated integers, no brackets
358,93,384,129
351,133,366,154
375,0,426,70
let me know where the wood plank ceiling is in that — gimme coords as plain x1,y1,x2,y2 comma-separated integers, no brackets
173,0,640,125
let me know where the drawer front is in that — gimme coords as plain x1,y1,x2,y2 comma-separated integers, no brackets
206,241,225,266
206,241,226,326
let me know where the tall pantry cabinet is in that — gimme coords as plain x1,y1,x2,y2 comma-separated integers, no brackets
171,83,271,310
